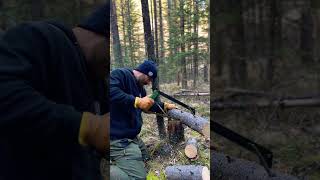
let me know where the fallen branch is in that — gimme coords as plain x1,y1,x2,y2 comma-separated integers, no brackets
165,165,210,180
211,98,320,110
212,151,299,180
167,109,210,138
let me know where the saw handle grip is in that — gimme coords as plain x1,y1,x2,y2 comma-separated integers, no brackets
150,90,159,100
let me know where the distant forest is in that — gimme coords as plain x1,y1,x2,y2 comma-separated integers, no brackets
0,0,105,30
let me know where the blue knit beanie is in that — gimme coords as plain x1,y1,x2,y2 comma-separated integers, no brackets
135,60,158,80
78,3,109,36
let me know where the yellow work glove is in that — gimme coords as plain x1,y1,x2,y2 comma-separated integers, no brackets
79,112,109,154
164,102,176,111
134,96,154,111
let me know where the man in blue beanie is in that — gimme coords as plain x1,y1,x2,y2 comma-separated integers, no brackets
109,60,176,179
0,2,109,180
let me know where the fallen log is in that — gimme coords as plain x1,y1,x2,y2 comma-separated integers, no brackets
167,109,210,138
217,88,320,101
165,165,210,180
173,92,210,97
212,151,299,180
184,138,198,160
211,98,320,110
225,88,275,98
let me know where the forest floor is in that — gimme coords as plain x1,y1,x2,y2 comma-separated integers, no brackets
140,81,210,180
212,83,320,180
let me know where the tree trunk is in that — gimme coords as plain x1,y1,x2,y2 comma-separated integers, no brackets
165,165,210,180
150,0,154,34
153,0,159,59
167,0,173,57
167,109,210,138
141,0,155,60
158,0,165,61
184,138,198,159
193,0,199,88
141,0,166,138
111,0,124,67
120,0,128,63
126,0,134,66
300,3,314,65
212,151,299,180
31,0,45,20
180,0,188,89
186,0,192,85
267,0,282,89
228,0,247,88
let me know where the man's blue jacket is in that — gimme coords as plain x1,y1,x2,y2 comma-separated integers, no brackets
110,68,164,140
0,21,108,180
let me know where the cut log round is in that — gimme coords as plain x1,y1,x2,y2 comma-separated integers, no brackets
167,109,210,138
165,165,210,180
184,138,198,159
212,151,299,180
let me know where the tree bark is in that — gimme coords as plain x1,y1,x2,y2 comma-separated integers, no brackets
111,0,124,67
165,165,210,180
212,0,223,77
180,0,188,89
212,151,299,180
141,0,155,60
141,0,166,138
167,109,210,138
153,0,159,59
193,0,199,88
158,0,165,61
120,0,128,62
167,0,173,57
126,0,134,66
167,119,184,144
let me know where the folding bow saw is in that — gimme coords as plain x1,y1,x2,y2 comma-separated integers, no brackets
150,88,273,172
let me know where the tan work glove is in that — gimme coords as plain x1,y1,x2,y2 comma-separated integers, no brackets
78,112,109,154
164,102,176,111
134,96,154,111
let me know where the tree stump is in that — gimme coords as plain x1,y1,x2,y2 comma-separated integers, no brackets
165,165,210,180
167,118,184,144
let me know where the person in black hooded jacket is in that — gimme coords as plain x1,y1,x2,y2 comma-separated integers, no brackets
0,3,109,180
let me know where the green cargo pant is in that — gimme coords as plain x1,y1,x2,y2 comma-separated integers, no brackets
110,137,149,180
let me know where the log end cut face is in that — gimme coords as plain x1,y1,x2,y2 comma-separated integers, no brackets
202,123,210,138
202,166,210,180
185,145,198,159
